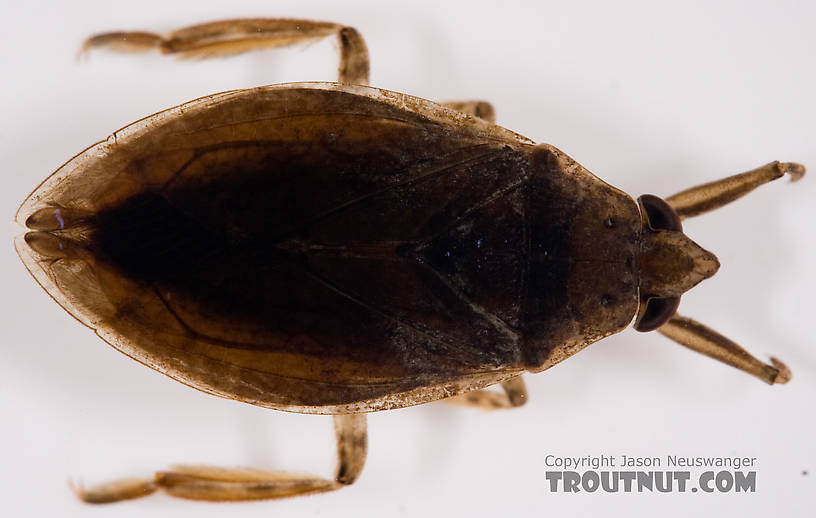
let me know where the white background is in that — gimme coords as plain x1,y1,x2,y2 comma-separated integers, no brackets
1,1,814,516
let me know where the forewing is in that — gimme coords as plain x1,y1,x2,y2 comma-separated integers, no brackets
16,84,533,412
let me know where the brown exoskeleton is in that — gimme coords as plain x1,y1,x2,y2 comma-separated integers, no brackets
14,19,804,503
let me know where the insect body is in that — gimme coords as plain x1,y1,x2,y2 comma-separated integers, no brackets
14,19,803,503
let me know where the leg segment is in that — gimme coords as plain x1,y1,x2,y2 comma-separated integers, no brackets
442,100,496,123
80,19,370,84
332,414,367,485
665,161,805,220
658,314,790,385
444,376,528,410
72,414,367,503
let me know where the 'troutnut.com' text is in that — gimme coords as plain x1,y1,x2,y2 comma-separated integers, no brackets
544,455,758,493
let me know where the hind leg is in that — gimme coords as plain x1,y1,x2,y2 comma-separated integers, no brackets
80,18,370,84
72,414,367,503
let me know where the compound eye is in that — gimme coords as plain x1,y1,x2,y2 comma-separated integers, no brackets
634,296,681,332
639,194,682,232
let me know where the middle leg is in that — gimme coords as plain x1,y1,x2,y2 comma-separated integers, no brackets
442,100,496,123
444,376,528,410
